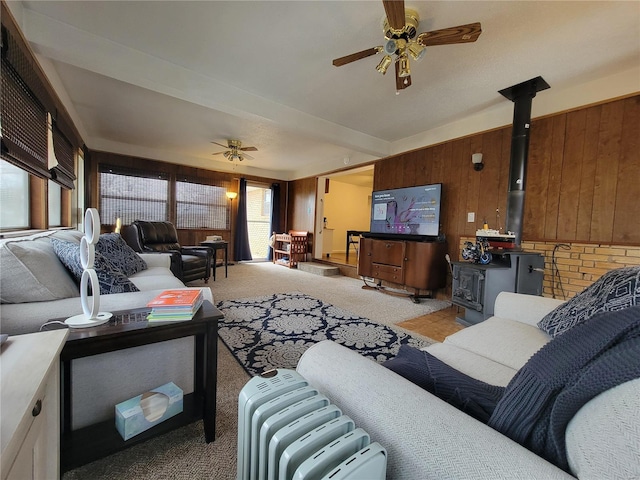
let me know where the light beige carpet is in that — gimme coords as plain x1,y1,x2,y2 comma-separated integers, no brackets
192,262,451,330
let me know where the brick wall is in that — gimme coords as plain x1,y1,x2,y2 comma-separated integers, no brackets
459,237,640,301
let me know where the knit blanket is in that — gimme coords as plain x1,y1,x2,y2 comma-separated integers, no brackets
384,306,640,472
489,305,640,471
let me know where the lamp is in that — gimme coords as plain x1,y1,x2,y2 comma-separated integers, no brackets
376,55,393,75
383,39,397,56
398,54,411,78
472,153,484,171
65,208,112,328
226,190,237,235
225,191,238,264
407,42,426,61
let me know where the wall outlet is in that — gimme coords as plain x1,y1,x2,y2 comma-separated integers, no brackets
467,212,475,223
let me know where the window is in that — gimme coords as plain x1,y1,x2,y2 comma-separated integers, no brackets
176,179,230,229
48,180,61,227
0,8,81,232
262,188,272,217
0,159,29,230
99,167,169,226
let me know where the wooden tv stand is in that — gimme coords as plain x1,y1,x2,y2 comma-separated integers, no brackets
357,237,448,303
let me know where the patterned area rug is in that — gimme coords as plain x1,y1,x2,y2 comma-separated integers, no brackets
216,292,432,376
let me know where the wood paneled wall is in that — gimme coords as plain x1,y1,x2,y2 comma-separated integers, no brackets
373,95,640,255
88,151,287,259
287,177,317,250
289,94,639,272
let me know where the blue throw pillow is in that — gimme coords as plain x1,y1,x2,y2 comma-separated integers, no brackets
96,233,147,277
538,266,640,337
51,238,140,295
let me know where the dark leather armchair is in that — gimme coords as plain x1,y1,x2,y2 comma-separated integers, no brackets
121,221,211,283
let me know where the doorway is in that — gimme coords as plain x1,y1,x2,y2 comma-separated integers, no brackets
245,183,272,261
314,166,374,266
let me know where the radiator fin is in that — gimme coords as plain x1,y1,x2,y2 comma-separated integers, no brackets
237,369,386,480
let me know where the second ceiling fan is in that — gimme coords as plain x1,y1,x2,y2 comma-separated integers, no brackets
211,139,258,162
332,0,482,91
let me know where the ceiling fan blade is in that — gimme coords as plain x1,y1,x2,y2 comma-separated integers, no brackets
395,61,411,90
212,151,227,156
240,146,258,152
210,141,228,148
382,0,406,31
333,47,381,67
417,22,482,47
241,152,254,160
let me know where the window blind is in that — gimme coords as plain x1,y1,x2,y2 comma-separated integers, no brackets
1,17,77,189
99,165,169,225
176,176,230,229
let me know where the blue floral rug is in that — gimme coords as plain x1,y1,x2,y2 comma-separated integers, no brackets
216,292,432,376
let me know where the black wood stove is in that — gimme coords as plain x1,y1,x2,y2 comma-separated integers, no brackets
451,252,544,326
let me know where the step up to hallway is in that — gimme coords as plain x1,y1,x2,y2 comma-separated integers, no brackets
298,262,340,276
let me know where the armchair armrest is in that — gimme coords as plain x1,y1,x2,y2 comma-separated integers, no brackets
494,292,565,327
180,246,211,258
297,341,574,480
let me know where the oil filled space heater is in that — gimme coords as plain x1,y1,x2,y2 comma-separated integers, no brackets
237,369,387,480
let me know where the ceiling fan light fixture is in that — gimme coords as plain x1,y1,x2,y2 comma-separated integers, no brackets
383,39,397,56
407,42,426,62
376,55,393,75
398,54,411,78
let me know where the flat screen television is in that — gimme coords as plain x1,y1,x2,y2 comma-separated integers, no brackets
367,183,442,241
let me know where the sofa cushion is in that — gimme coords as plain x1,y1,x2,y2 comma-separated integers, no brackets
129,268,186,291
51,238,140,295
50,229,84,243
425,343,517,387
444,316,550,370
538,266,640,337
96,233,147,277
0,234,80,303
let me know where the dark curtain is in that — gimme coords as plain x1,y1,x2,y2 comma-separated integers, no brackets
267,182,281,261
234,178,252,261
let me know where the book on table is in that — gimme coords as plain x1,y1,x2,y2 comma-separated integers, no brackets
146,289,204,322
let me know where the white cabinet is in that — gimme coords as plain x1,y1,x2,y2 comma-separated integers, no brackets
1,330,68,480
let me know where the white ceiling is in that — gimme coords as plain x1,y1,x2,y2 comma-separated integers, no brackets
8,1,640,181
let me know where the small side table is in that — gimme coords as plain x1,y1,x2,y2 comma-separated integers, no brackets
200,241,228,280
54,301,223,472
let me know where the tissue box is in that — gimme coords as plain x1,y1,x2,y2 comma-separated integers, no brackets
115,382,183,440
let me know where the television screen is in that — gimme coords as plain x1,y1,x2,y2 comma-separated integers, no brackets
369,183,442,238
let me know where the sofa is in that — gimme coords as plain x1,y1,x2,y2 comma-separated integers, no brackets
0,229,212,430
296,291,640,480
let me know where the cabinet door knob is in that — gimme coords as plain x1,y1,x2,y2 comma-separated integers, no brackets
32,399,42,417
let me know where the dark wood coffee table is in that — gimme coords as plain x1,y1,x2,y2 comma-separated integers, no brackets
55,300,223,472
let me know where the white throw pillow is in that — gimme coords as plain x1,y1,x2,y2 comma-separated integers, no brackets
0,234,79,303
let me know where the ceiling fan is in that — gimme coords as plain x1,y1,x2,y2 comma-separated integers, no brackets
211,139,258,162
332,0,481,91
